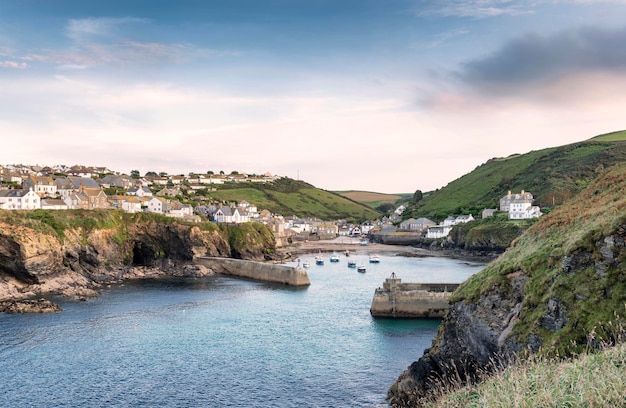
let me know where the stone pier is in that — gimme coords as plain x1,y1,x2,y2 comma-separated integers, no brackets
370,273,459,318
194,257,310,286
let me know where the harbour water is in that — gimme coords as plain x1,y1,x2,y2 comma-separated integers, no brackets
0,253,485,407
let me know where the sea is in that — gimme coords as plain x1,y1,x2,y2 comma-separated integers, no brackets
0,252,485,407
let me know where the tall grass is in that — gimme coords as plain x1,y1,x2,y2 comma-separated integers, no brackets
425,322,626,408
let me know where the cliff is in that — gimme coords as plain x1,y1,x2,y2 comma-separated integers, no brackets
388,162,626,407
0,211,278,303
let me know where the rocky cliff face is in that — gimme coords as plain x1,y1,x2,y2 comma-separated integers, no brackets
388,163,626,407
0,216,277,303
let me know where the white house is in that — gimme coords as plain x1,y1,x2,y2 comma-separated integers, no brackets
22,175,57,197
169,201,193,218
120,197,144,213
426,225,452,239
0,188,41,210
500,190,542,220
213,206,250,223
147,197,170,214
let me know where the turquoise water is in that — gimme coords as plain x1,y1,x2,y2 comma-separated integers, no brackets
0,253,484,407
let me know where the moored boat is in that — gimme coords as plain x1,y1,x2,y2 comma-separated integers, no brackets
369,254,380,263
357,264,366,273
330,253,340,262
347,260,357,268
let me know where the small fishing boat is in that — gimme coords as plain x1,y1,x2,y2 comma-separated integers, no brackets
302,260,310,268
357,264,366,273
315,256,324,265
330,253,340,262
344,249,350,257
347,260,357,268
369,254,380,263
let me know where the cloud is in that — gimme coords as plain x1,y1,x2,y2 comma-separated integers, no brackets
416,0,534,18
458,25,626,93
65,17,148,43
0,60,27,69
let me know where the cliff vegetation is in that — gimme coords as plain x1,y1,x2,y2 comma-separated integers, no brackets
388,160,626,406
0,210,277,302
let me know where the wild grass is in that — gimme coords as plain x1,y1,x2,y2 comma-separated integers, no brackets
424,322,626,408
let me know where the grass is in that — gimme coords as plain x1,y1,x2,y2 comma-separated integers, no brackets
450,161,626,355
205,179,381,222
403,131,626,222
425,332,626,408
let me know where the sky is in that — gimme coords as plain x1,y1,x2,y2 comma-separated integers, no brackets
1,1,625,193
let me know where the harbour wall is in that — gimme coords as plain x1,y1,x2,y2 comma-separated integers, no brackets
370,275,460,318
194,257,311,286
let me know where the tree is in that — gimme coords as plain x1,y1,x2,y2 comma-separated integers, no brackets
207,171,214,175
130,169,140,179
145,171,158,178
159,171,168,177
412,189,423,203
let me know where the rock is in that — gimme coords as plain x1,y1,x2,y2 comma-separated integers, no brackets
0,298,61,313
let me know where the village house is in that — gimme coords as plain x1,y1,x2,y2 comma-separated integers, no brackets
156,186,181,197
213,206,250,223
399,217,437,232
64,187,109,210
426,214,474,239
41,199,68,210
147,197,171,214
0,188,41,210
168,201,193,218
127,186,153,197
499,190,542,220
22,175,57,197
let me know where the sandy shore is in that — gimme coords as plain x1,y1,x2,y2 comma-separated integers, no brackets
277,237,432,259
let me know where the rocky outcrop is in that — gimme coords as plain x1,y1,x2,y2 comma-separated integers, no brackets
0,298,62,313
0,215,278,305
388,222,626,405
388,162,626,407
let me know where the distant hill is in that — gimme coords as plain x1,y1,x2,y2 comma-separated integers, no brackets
335,191,410,209
206,178,381,222
403,130,626,221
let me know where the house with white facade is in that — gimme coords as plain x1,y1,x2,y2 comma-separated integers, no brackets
213,206,250,223
0,188,41,210
426,225,452,239
499,190,542,220
426,214,474,238
22,175,57,197
169,201,193,218
147,197,171,214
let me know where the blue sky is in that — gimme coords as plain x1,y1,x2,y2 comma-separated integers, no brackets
1,1,625,193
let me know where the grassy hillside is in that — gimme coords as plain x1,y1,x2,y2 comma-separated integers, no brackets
451,160,626,354
404,130,626,222
205,178,380,222
335,190,410,209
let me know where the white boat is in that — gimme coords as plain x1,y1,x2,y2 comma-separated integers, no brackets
357,264,366,273
347,260,357,268
330,253,340,262
369,254,380,263
302,261,310,268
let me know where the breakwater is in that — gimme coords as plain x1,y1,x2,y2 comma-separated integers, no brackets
370,273,460,318
194,257,311,286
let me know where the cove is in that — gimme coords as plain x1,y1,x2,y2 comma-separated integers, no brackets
0,253,484,407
